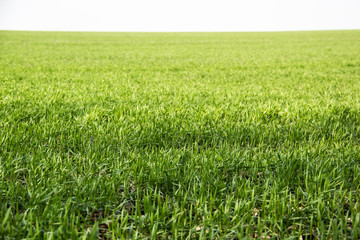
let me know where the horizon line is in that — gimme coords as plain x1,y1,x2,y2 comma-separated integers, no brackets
1,28,360,33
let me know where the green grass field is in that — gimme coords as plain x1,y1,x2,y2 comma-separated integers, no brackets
1,30,360,239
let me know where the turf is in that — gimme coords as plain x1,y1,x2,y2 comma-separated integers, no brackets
0,30,360,239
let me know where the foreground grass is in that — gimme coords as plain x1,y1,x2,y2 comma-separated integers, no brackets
0,30,360,239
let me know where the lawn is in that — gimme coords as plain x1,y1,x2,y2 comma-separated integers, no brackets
0,30,360,239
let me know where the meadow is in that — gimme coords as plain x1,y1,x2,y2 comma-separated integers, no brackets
0,30,360,239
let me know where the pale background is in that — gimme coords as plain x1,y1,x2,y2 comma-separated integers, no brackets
0,0,359,31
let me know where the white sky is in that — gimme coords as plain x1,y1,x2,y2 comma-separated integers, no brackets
0,0,359,32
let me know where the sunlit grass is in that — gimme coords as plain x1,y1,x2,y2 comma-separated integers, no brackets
1,30,360,239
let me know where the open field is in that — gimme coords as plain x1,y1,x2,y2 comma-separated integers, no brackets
0,30,360,239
